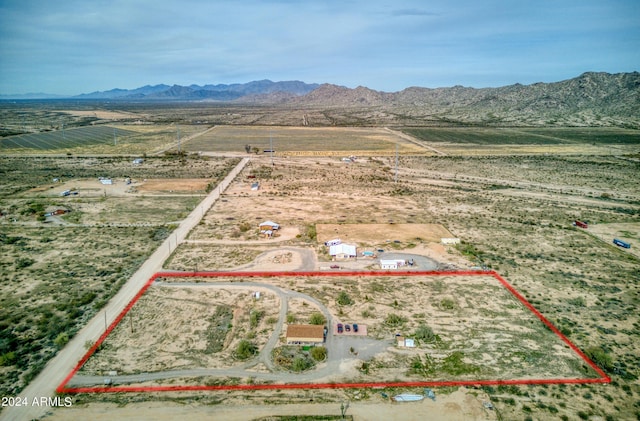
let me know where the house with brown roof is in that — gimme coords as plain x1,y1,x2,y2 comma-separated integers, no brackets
286,324,325,345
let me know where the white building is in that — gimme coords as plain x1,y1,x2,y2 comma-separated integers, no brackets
259,221,280,230
329,243,356,260
380,259,406,269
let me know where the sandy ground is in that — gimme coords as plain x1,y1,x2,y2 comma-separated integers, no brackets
585,222,639,259
45,387,497,421
316,223,454,244
55,110,144,120
136,178,211,193
30,177,211,198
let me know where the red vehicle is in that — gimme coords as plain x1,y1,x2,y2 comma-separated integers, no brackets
573,220,588,229
330,264,340,269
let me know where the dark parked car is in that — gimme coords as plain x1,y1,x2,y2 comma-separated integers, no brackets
337,323,343,333
345,324,351,332
353,323,358,332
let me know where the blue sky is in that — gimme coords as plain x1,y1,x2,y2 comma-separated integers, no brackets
1,0,638,95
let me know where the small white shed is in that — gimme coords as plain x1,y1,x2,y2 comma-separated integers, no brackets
380,259,399,269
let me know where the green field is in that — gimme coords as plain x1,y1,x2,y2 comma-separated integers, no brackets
402,127,640,145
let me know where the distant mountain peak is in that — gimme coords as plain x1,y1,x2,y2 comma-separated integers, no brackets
70,80,320,100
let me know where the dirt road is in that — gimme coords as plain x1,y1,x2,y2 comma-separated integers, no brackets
42,387,497,421
0,158,250,421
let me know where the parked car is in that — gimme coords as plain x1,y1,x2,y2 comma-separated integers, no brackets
353,323,359,332
337,323,343,333
330,264,340,269
345,324,351,332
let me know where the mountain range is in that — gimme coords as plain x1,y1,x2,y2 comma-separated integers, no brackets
73,79,320,100
289,72,640,125
2,72,638,126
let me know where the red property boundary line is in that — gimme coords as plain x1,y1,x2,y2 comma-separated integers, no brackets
57,270,610,394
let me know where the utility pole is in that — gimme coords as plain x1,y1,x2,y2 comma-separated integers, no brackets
395,143,399,183
270,132,274,166
177,126,181,153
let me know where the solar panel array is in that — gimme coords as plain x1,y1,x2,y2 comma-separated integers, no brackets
1,125,137,150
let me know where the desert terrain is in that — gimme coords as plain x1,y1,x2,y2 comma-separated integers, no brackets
0,106,638,421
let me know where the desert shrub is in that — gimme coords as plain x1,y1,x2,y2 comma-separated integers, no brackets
337,291,353,306
440,351,480,375
414,324,436,342
150,226,171,241
53,332,69,349
235,340,257,360
440,298,456,310
292,356,313,372
15,258,35,269
250,310,264,329
567,297,586,307
385,313,407,327
305,224,317,241
309,312,326,325
310,346,327,361
407,354,436,376
585,346,614,372
0,352,17,366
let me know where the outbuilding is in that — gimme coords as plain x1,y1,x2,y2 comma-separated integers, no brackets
329,243,357,260
286,324,325,345
380,259,405,269
259,220,280,230
396,336,416,347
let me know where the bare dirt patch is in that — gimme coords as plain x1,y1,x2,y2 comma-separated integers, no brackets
80,285,280,375
136,178,211,193
56,110,144,120
316,223,454,244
